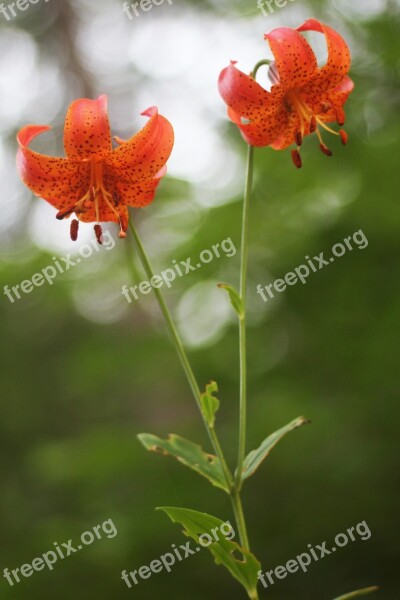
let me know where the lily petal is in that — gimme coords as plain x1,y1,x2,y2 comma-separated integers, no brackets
218,62,280,121
16,125,90,212
64,95,112,159
270,111,302,150
264,27,318,90
107,107,174,181
227,105,289,147
302,75,354,124
297,19,351,90
107,165,167,208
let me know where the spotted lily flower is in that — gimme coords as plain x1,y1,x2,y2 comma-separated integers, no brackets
17,96,174,242
218,19,354,168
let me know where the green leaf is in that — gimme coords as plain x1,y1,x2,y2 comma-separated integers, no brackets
332,586,379,600
158,506,261,600
218,283,244,318
241,416,310,481
200,381,220,428
137,433,229,493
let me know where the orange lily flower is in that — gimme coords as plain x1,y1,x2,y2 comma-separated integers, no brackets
218,19,354,168
17,96,174,242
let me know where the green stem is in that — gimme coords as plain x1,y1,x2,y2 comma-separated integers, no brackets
235,144,254,491
128,220,233,491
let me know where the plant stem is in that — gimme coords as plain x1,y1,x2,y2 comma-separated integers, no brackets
128,220,233,490
235,143,254,491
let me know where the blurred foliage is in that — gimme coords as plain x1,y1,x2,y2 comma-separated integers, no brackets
0,0,399,599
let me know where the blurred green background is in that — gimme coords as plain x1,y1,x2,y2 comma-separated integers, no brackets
0,0,399,598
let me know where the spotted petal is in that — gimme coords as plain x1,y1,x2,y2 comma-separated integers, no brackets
64,95,112,159
106,107,174,181
16,125,90,213
218,62,280,122
297,19,351,90
264,27,318,90
227,105,289,148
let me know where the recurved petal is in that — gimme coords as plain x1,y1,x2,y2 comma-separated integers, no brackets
297,19,351,90
111,166,167,208
107,107,174,181
227,105,289,147
264,27,318,90
218,62,280,121
64,95,112,159
16,125,90,212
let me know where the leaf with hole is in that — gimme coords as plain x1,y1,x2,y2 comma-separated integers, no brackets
158,506,261,600
138,433,229,492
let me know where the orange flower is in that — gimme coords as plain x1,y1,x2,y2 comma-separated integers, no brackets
218,19,354,168
17,96,174,242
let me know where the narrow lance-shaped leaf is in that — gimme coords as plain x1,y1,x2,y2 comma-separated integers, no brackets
241,416,310,481
332,586,379,600
218,283,244,318
158,507,261,600
138,433,229,493
200,381,220,428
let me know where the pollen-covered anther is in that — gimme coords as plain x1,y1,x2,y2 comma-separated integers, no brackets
291,149,302,169
309,116,317,133
294,131,303,147
94,224,103,245
70,219,79,241
339,129,348,146
319,144,333,157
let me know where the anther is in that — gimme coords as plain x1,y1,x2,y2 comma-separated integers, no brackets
319,144,333,157
94,224,103,245
56,205,76,220
70,219,79,241
339,129,348,146
291,149,302,169
294,131,303,147
309,116,317,133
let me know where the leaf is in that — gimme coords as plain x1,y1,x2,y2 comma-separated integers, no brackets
158,506,261,600
332,587,379,600
137,433,229,493
218,283,244,318
200,381,220,428
241,416,310,481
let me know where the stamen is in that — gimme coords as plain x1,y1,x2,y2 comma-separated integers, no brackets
291,149,302,169
70,219,79,241
316,118,340,136
294,131,303,147
310,116,317,133
339,129,348,146
94,224,103,245
56,205,76,220
336,108,345,126
319,144,333,157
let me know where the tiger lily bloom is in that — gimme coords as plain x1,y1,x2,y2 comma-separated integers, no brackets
16,96,174,242
218,19,354,168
